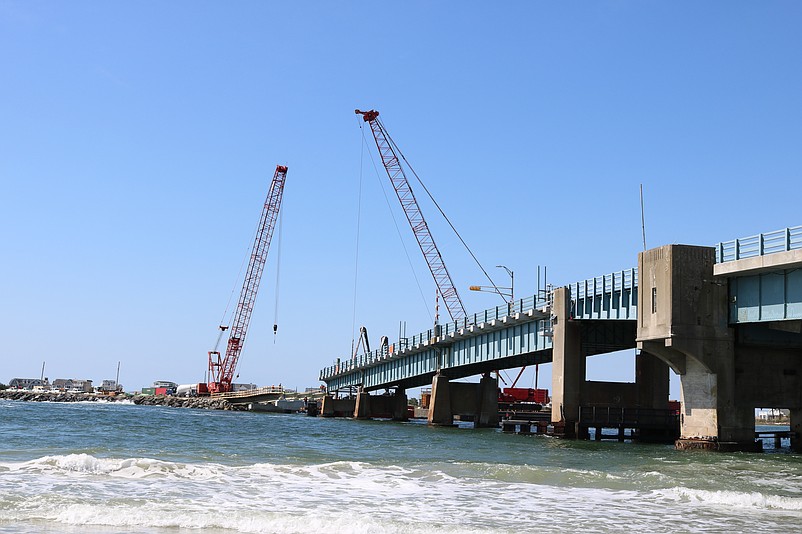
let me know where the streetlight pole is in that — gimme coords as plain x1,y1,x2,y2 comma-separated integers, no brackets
496,265,514,306
469,265,514,309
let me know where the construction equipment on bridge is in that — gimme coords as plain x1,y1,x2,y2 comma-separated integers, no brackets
355,109,467,322
206,164,288,395
352,326,370,360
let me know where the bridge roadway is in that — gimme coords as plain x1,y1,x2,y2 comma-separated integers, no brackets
319,225,802,451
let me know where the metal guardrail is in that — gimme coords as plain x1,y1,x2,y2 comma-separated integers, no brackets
567,226,802,300
716,226,802,263
568,268,638,299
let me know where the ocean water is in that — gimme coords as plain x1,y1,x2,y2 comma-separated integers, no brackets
1,400,801,533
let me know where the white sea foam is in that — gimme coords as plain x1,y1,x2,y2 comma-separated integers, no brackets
660,486,802,512
0,455,638,532
1,454,230,481
3,454,802,533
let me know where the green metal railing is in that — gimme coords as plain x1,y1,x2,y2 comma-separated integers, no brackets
716,226,802,263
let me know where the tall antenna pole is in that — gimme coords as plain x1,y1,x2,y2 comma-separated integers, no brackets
640,184,647,251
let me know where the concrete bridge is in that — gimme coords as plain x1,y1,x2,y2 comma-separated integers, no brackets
319,225,802,451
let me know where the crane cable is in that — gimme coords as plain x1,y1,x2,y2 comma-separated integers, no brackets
351,123,364,359
214,182,271,382
359,118,434,323
214,200,262,351
379,117,507,303
273,207,283,343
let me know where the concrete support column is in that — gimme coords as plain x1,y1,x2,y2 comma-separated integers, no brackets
392,390,408,421
320,395,335,417
551,286,584,436
636,351,669,409
354,388,371,419
677,357,718,441
791,409,802,453
428,372,453,426
476,373,498,428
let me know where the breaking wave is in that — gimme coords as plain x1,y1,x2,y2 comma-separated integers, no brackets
3,454,802,533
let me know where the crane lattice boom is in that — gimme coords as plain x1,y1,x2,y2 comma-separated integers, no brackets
355,109,466,322
208,164,288,394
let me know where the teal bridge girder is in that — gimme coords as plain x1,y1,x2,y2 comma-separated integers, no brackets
320,295,554,392
320,225,802,391
720,226,802,324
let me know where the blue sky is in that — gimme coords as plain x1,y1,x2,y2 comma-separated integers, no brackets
2,2,800,397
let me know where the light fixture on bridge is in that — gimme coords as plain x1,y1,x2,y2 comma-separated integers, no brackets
469,265,514,305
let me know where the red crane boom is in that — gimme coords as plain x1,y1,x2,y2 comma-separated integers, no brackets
355,109,466,322
207,164,288,394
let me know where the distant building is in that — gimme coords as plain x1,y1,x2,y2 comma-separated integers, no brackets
8,378,48,390
99,380,122,392
232,383,257,392
52,378,73,391
70,379,94,393
52,379,93,393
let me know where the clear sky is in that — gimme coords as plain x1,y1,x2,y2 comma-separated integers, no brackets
2,2,801,397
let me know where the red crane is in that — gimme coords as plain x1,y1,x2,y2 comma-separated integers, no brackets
355,109,466,322
207,164,288,394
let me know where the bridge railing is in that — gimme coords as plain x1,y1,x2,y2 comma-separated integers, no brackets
716,225,802,263
568,268,639,320
319,291,551,381
569,268,638,300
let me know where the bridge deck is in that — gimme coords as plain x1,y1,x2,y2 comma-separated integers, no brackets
319,225,802,391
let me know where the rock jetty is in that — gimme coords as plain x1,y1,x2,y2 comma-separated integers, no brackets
0,390,245,410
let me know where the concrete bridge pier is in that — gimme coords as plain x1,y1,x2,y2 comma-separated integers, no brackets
352,388,409,420
354,388,371,419
550,286,582,437
427,372,498,428
391,389,409,421
550,287,671,439
428,373,454,426
320,394,356,418
637,244,759,452
791,410,802,453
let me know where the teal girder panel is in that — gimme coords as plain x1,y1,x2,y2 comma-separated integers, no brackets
449,320,549,369
730,269,802,323
319,294,552,391
569,269,639,320
320,317,551,391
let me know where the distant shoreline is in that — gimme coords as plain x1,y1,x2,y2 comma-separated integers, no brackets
756,420,791,426
0,390,244,411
